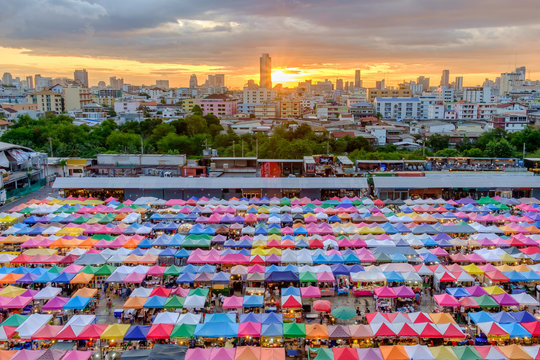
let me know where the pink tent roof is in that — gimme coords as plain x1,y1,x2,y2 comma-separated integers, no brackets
222,296,243,309
300,286,321,298
374,286,396,299
238,322,261,337
123,272,146,283
210,348,236,360
62,351,93,360
433,293,459,307
393,286,415,298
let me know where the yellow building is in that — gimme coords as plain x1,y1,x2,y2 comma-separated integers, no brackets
181,99,197,113
254,103,278,118
368,88,412,102
280,100,301,118
27,90,63,113
63,84,92,111
91,95,116,107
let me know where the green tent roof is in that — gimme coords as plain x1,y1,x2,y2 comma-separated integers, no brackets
283,323,306,338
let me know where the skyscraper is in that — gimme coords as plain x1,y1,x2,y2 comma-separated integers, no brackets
354,70,362,88
516,66,526,80
74,69,89,88
454,76,463,90
417,76,430,91
336,79,344,91
1,72,12,86
189,74,198,88
214,74,225,87
440,69,450,87
260,53,272,89
26,76,33,89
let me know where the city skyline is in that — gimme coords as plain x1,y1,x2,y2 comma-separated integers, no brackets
0,0,538,88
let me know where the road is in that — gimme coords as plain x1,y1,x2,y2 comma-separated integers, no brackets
0,184,58,212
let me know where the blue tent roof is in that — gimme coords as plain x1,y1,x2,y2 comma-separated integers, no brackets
384,271,404,282
174,249,191,258
282,286,300,296
510,311,537,323
469,311,495,324
243,295,264,308
144,296,167,308
240,313,262,323
261,323,283,337
52,272,76,284
176,273,195,283
34,272,58,283
491,311,519,324
262,312,283,324
63,296,91,309
446,287,471,298
503,271,527,282
124,325,150,341
205,313,236,323
500,323,531,338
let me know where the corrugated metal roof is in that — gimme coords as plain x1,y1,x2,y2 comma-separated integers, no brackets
52,176,369,190
374,174,540,189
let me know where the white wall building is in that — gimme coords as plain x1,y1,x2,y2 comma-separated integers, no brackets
374,97,420,119
242,88,276,104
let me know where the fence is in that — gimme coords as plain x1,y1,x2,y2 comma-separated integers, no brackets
6,179,46,199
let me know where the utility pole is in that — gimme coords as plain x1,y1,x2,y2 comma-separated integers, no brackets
241,140,244,157
523,142,526,159
48,137,53,157
256,138,259,158
232,140,235,158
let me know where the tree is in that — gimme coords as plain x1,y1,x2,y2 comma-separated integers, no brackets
426,134,450,152
462,148,485,157
191,105,203,116
105,131,141,153
156,133,191,153
107,108,116,117
485,138,516,158
435,148,460,157
185,115,207,135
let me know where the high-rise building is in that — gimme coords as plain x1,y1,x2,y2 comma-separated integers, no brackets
214,74,225,88
1,72,13,86
516,66,526,80
26,76,33,90
109,76,124,90
336,79,344,91
189,74,198,88
155,80,169,89
74,69,89,88
417,76,430,91
34,74,42,90
454,76,463,90
440,70,450,87
260,53,272,89
375,79,385,90
354,70,362,88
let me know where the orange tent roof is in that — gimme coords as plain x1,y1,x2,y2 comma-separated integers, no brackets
0,273,23,284
429,312,456,324
123,296,146,309
380,345,409,360
306,324,329,339
73,287,98,298
497,345,533,360
260,348,285,360
70,273,94,284
235,346,261,360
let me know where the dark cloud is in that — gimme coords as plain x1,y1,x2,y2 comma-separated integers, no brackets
0,0,538,81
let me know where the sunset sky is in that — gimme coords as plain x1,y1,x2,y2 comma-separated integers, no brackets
1,0,538,89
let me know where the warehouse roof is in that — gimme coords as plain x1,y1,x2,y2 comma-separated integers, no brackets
373,174,540,189
52,176,369,190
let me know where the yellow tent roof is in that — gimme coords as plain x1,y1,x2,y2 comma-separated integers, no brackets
0,285,26,297
496,264,514,272
23,248,57,256
498,253,517,263
462,264,484,275
429,346,459,360
483,286,506,295
100,324,130,339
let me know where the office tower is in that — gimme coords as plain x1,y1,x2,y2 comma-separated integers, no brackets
214,74,225,87
34,74,42,90
336,79,344,91
206,75,215,87
246,79,258,89
109,76,124,90
417,76,430,91
1,72,13,86
189,74,198,88
354,70,362,88
440,69,450,87
454,76,463,90
260,53,272,89
155,80,169,89
26,76,33,89
375,79,385,90
515,66,526,80
74,69,89,87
